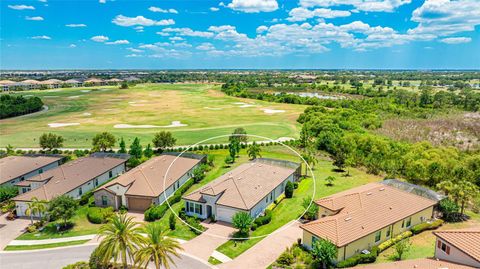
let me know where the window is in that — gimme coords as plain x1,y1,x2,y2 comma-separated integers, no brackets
109,171,113,178
401,220,405,228
78,187,83,196
375,231,382,243
20,176,25,181
187,202,194,213
406,217,412,227
386,227,391,238
102,195,108,206
39,168,43,174
95,178,99,186
194,204,202,215
270,191,274,201
438,240,450,255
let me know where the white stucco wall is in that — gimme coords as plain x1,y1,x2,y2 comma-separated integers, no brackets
434,238,480,268
249,173,294,218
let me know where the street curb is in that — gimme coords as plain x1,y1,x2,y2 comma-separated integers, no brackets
0,243,99,254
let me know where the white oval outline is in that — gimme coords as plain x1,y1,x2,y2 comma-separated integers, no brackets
162,134,316,240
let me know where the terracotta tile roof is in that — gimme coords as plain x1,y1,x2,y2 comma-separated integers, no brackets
434,229,480,262
300,183,437,247
13,157,126,202
183,161,297,210
39,79,62,84
98,155,201,198
21,79,41,84
0,156,62,185
355,258,476,269
0,80,16,85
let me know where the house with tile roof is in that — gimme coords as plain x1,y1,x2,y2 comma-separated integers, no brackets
183,158,301,223
433,229,480,268
0,155,63,187
93,154,205,212
13,156,126,217
300,182,438,262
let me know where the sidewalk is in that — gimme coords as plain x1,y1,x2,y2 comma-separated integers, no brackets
8,234,97,246
0,215,30,250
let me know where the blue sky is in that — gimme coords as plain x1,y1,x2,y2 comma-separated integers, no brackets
1,0,479,69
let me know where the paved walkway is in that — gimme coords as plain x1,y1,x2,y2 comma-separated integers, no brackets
0,215,30,250
218,220,303,269
182,221,236,261
8,234,97,246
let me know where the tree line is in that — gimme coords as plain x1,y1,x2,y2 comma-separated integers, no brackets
0,95,44,119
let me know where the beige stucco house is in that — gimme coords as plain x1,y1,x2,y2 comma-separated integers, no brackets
0,155,63,187
433,229,480,268
183,158,301,223
300,182,437,262
93,154,204,212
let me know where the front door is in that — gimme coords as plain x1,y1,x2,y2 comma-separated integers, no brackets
207,205,212,218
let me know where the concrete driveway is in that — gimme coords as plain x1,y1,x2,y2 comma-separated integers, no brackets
218,220,303,269
0,214,30,250
182,221,236,261
0,243,212,269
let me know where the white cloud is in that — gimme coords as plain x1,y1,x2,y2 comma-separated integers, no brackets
39,0,47,2
127,47,144,53
91,35,109,42
210,7,220,11
126,54,143,58
69,44,77,48
408,0,480,37
8,5,35,10
169,36,184,41
112,15,175,27
256,25,268,33
106,40,130,45
31,35,51,40
299,0,411,12
227,0,278,13
287,7,351,21
99,0,106,3
196,42,215,50
26,16,44,21
149,7,178,14
66,23,87,27
440,37,472,44
161,27,214,38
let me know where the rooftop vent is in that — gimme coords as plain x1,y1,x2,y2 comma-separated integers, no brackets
366,192,372,196
344,217,352,221
380,188,385,191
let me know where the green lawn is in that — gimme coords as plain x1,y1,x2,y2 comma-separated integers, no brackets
0,83,305,147
376,211,480,263
16,204,101,240
215,146,382,259
208,256,222,265
4,240,90,251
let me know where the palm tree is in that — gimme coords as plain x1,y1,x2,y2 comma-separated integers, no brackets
96,213,145,268
135,222,183,269
25,197,47,225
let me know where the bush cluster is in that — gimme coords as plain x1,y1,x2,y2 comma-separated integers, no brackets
336,246,378,268
254,210,272,227
87,207,114,224
377,231,412,252
411,219,444,234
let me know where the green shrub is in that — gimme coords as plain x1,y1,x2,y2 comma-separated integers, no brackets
0,185,19,202
62,261,89,269
277,252,294,265
169,213,176,230
79,191,93,206
186,216,204,235
411,219,444,234
378,231,413,252
87,207,114,224
254,210,272,227
285,181,294,198
336,247,378,268
27,224,37,233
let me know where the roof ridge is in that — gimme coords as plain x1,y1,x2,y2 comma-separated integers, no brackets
231,177,249,209
138,169,155,196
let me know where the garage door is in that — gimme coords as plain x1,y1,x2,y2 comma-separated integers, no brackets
216,206,238,223
127,197,153,212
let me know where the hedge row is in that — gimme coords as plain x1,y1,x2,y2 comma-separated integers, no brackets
377,230,413,252
411,219,444,235
144,178,194,221
337,246,378,268
87,207,114,224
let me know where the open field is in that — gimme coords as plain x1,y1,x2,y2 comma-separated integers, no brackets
0,83,306,148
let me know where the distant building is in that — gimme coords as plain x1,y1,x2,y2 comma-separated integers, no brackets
64,79,84,87
0,80,16,91
433,229,480,268
84,78,106,86
39,79,63,88
183,158,301,223
13,156,127,217
300,182,437,262
0,155,63,186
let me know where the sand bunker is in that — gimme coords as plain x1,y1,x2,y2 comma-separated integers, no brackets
68,95,80,99
48,123,80,128
82,112,92,116
80,90,91,93
44,95,58,98
239,104,256,108
204,107,223,110
46,89,61,92
263,109,285,114
114,121,187,129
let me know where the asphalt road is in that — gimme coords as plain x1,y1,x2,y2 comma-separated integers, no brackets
0,244,212,269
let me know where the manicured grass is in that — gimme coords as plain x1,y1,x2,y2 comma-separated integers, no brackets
0,83,305,147
376,211,480,263
215,146,382,259
208,256,222,265
3,240,90,251
16,204,101,240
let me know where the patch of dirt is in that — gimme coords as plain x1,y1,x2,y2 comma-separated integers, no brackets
376,112,480,150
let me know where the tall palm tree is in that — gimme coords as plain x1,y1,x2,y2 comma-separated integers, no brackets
25,197,47,225
96,213,145,268
135,222,183,269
